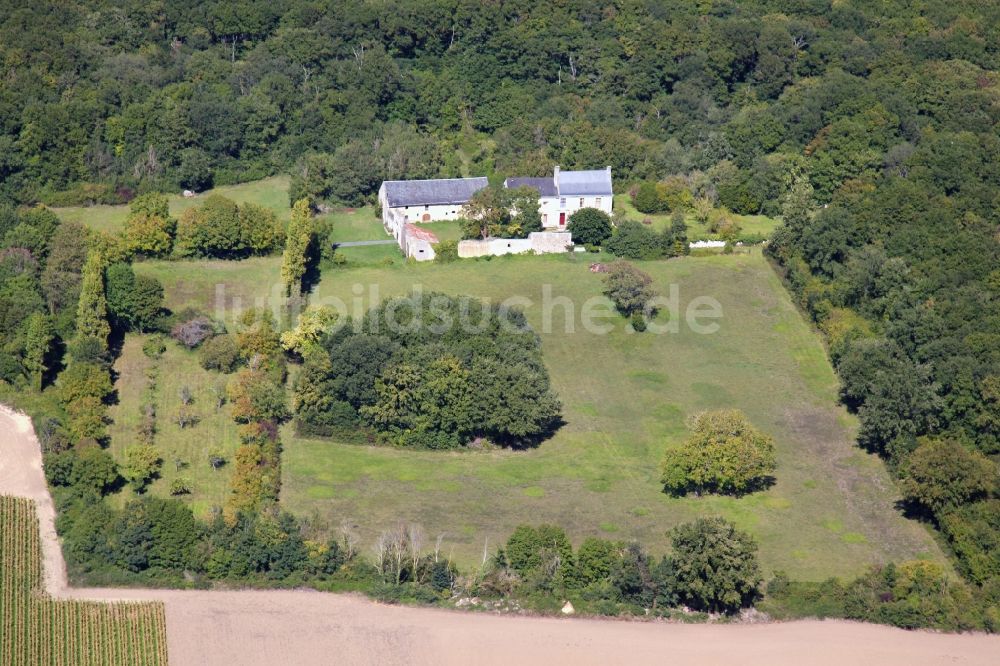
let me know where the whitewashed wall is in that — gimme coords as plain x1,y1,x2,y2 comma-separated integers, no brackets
457,232,572,258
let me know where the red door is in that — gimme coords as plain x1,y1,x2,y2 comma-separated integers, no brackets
559,212,566,226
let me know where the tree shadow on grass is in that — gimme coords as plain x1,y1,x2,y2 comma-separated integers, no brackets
662,474,777,498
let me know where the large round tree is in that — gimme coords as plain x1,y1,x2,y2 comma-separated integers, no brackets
661,409,776,495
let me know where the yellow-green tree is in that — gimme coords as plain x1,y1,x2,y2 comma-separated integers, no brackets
281,198,315,296
74,250,111,349
661,409,776,496
23,312,53,390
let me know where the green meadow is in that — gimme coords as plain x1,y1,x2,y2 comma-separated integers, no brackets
123,248,945,580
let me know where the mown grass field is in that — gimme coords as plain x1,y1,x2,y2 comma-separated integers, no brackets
0,496,169,665
612,193,779,240
125,247,947,580
52,176,293,234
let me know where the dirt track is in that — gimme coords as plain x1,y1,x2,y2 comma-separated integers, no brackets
3,404,999,665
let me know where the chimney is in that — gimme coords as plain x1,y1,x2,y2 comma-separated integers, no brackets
554,165,560,195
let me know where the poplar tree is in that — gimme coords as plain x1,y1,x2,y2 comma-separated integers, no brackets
23,312,53,390
75,250,111,349
281,198,315,296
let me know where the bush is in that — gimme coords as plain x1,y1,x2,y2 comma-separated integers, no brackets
199,334,241,373
434,240,458,263
630,311,647,332
661,410,776,496
57,362,114,405
170,316,215,348
169,477,192,495
605,220,663,259
567,208,612,246
105,263,164,332
142,335,166,359
632,181,663,214
121,444,162,491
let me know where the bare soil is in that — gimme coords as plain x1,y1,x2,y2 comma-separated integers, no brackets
3,405,998,666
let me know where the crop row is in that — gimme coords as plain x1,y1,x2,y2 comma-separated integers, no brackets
0,497,169,665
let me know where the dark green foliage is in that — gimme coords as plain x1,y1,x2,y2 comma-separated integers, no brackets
764,562,991,632
567,208,612,246
45,445,119,496
632,182,663,214
670,517,762,614
899,439,996,514
939,501,1000,585
104,263,164,333
175,195,281,259
198,334,241,373
294,293,561,448
604,221,662,260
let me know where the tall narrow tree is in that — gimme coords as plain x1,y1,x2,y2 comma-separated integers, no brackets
75,250,111,349
23,312,53,390
281,198,315,296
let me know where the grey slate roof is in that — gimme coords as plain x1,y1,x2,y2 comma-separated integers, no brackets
557,168,612,196
382,177,487,208
504,177,557,197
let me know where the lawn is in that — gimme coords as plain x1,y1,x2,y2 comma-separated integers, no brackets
52,176,292,235
613,194,779,241
127,249,947,580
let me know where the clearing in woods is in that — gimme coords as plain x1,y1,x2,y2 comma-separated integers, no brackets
120,245,946,579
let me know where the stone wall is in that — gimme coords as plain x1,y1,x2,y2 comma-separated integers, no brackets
457,232,573,258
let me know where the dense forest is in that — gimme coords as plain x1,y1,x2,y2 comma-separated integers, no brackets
1,0,998,210
1,0,999,628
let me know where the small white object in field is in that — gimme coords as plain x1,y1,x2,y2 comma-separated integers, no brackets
182,189,195,198
561,601,575,615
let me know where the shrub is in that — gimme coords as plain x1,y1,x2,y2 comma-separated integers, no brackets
199,334,241,372
632,181,663,214
227,368,290,424
630,311,647,332
57,362,114,405
567,208,613,246
123,213,174,257
605,220,663,259
105,263,164,332
171,316,215,348
435,240,458,263
142,335,166,359
661,410,776,496
170,477,192,496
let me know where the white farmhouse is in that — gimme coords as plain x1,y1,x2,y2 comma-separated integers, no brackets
505,166,613,230
378,176,488,242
